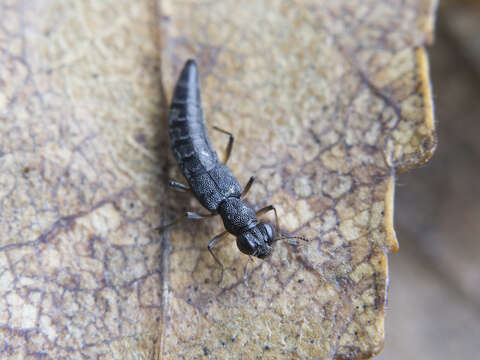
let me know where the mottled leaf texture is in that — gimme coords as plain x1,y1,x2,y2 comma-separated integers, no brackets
0,0,436,359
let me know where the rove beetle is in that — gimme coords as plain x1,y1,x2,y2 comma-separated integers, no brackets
166,60,305,281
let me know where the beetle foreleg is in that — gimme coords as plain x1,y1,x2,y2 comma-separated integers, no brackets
208,230,229,284
256,205,280,241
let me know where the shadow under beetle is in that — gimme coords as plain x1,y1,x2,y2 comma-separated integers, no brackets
167,59,305,282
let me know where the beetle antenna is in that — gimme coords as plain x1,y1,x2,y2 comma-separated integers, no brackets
274,234,311,244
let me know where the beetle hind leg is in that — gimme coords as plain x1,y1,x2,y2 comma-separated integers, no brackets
213,126,234,164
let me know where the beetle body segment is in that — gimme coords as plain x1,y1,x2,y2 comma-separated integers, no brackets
169,60,242,212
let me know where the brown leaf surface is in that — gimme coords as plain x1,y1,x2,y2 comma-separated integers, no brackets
0,0,436,359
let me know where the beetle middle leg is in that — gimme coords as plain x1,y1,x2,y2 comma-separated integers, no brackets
157,211,215,232
169,180,190,192
208,230,229,284
241,176,255,198
213,126,234,164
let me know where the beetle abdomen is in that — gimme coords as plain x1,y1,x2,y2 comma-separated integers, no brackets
169,60,218,178
168,60,243,212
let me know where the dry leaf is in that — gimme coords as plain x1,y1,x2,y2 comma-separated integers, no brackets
0,0,437,359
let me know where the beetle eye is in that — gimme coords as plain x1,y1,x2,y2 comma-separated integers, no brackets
263,223,273,243
236,233,255,255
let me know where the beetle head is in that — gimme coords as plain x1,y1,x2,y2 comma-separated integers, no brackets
236,222,273,259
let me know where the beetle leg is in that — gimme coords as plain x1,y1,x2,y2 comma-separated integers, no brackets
185,211,215,219
212,126,234,164
256,205,280,240
169,180,190,192
157,211,215,232
243,255,255,286
208,230,229,284
241,176,255,198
